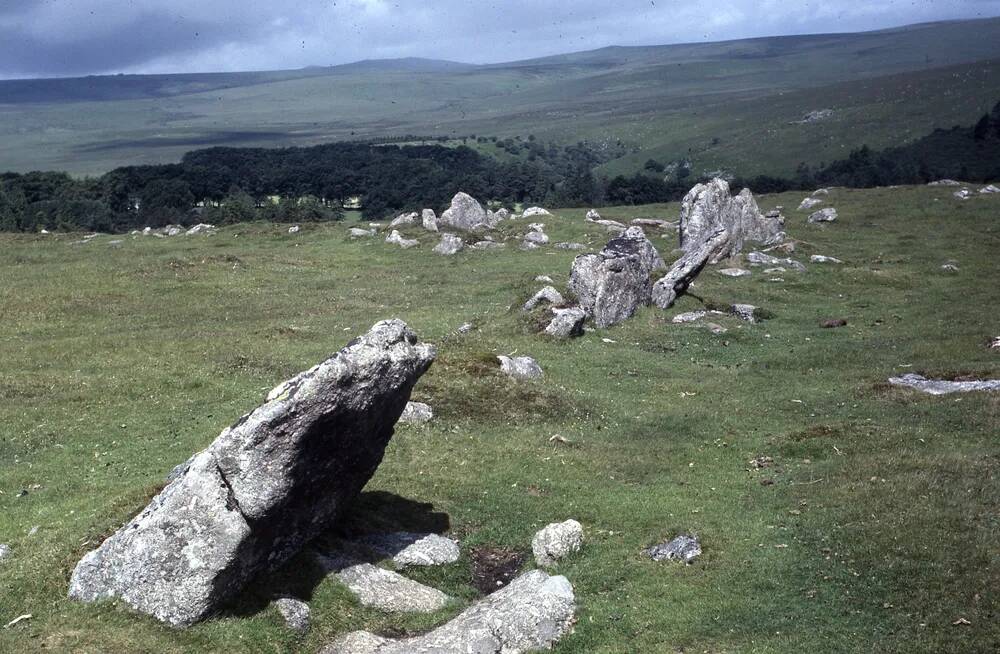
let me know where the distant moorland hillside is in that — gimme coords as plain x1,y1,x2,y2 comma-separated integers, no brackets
2,18,1000,176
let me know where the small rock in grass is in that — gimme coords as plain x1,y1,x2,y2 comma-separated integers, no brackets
497,355,543,380
362,532,460,568
523,231,550,246
535,275,554,284
348,227,375,238
706,322,728,335
523,286,564,312
273,597,310,634
730,304,757,323
810,255,842,264
954,189,972,200
887,374,1000,395
335,563,451,613
389,212,419,228
980,184,1000,194
288,225,300,234
456,322,474,334
386,230,419,249
672,311,707,324
545,307,586,338
399,402,433,425
555,242,588,250
719,268,751,277
941,263,960,272
990,336,1000,350
433,233,464,255
0,544,10,562
821,318,848,328
808,208,838,223
532,520,584,567
646,534,701,563
798,197,823,211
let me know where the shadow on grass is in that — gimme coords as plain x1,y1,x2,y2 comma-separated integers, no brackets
219,490,451,619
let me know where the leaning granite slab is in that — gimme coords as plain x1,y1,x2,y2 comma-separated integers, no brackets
652,228,730,310
361,532,460,568
67,320,436,627
888,374,1000,395
321,570,575,654
523,286,564,312
679,178,783,262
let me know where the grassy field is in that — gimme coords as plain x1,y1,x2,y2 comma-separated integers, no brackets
3,18,1000,177
0,184,997,652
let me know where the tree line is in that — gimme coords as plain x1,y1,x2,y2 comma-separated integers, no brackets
1,100,998,232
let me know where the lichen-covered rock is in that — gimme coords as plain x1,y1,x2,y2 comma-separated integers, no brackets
646,535,701,563
523,230,550,246
349,228,376,238
433,233,464,255
335,563,451,613
321,570,575,654
652,228,730,310
273,597,310,634
569,251,651,328
532,520,584,567
362,532,460,567
679,179,782,261
719,268,751,277
672,311,707,324
399,401,433,425
497,355,543,380
798,197,823,211
545,307,586,338
386,230,419,249
439,192,492,231
523,286,564,312
421,209,438,232
808,208,838,223
68,320,436,627
887,374,1000,395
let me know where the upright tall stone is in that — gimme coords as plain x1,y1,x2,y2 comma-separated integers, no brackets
69,320,436,627
679,179,782,262
439,192,494,231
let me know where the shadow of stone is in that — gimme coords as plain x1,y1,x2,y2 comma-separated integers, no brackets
217,490,451,620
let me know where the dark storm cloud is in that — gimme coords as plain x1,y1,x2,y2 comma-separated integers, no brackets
2,0,1000,78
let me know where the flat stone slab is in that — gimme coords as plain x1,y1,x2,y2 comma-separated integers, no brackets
718,268,751,277
888,374,1000,395
399,401,433,425
361,532,460,568
321,570,575,654
498,355,543,380
335,562,452,613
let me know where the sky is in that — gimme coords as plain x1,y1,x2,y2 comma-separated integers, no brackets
2,0,1000,79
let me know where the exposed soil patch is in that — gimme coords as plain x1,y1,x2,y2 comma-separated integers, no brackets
470,546,524,595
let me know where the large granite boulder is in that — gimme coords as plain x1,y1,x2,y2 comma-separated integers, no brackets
679,179,782,261
652,228,730,310
601,226,666,275
439,192,494,231
545,307,586,338
68,320,436,627
433,233,464,256
322,570,575,654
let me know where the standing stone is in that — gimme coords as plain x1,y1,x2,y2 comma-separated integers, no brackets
497,356,544,380
652,228,730,310
679,179,782,261
545,307,586,338
321,570,575,654
808,208,838,223
68,320,436,627
532,520,584,567
389,212,419,228
439,192,492,231
421,209,438,232
433,233,464,255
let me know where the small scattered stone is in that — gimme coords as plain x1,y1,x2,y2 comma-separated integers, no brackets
497,355,543,380
749,455,773,469
456,322,474,334
954,189,972,200
555,242,588,250
532,519,584,567
348,227,376,238
980,184,1000,194
798,197,823,211
672,311,707,324
821,318,848,328
719,268,751,277
730,304,757,323
288,225,300,234
399,401,433,425
389,212,419,228
645,534,701,563
522,207,551,218
941,263,960,272
386,230,419,249
185,223,216,236
586,209,602,221
535,275,554,284
471,240,505,250
808,208,838,223
928,179,961,186
545,307,586,338
990,336,1000,350
273,597,310,634
523,286,564,312
810,255,842,264
335,563,451,613
706,322,728,335
0,544,10,562
523,230,550,246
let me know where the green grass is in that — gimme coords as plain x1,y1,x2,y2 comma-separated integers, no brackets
0,186,998,652
3,18,1000,176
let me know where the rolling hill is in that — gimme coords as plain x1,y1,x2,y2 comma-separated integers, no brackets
2,17,1000,176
